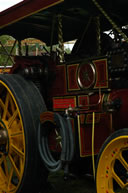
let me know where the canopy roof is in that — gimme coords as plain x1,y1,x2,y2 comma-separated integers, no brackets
0,0,128,45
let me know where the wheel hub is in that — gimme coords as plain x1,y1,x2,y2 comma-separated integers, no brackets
0,129,8,146
0,127,8,155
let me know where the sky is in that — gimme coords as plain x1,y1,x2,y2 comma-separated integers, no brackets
0,0,23,12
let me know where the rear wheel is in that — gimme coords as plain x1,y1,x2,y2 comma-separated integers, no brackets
96,128,128,193
0,74,47,193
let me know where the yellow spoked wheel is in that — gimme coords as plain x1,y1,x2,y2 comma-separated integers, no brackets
96,128,128,193
0,74,47,193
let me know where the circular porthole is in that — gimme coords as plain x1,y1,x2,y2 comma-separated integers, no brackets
78,61,96,89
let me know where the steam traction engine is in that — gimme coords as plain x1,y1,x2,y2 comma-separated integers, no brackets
0,0,128,193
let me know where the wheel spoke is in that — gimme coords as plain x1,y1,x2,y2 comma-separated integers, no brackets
0,165,7,181
55,129,62,148
0,155,5,166
10,144,24,158
3,92,9,120
8,155,20,179
8,110,18,129
118,151,128,171
0,99,4,110
112,163,125,188
10,131,23,138
7,167,14,191
0,99,11,118
9,96,15,114
3,157,9,178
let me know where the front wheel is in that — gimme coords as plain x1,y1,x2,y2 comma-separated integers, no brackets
0,74,47,193
96,128,128,193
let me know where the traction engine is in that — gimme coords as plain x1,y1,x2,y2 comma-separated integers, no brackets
1,38,128,193
1,0,128,193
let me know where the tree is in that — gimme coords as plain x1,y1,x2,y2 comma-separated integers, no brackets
0,35,15,66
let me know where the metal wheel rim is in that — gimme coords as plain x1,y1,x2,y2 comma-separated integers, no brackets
0,80,25,193
96,135,128,193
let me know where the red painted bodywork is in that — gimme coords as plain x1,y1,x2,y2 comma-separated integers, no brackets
0,0,64,28
9,55,128,157
0,0,128,159
47,59,128,157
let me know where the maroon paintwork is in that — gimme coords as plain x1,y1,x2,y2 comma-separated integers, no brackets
47,58,128,157
0,0,128,160
0,0,63,28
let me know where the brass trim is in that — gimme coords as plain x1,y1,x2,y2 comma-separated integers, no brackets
77,62,96,89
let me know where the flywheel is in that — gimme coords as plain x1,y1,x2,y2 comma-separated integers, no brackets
96,128,128,193
0,74,47,193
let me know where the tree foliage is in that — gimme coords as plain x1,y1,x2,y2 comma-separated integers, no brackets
0,35,15,66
